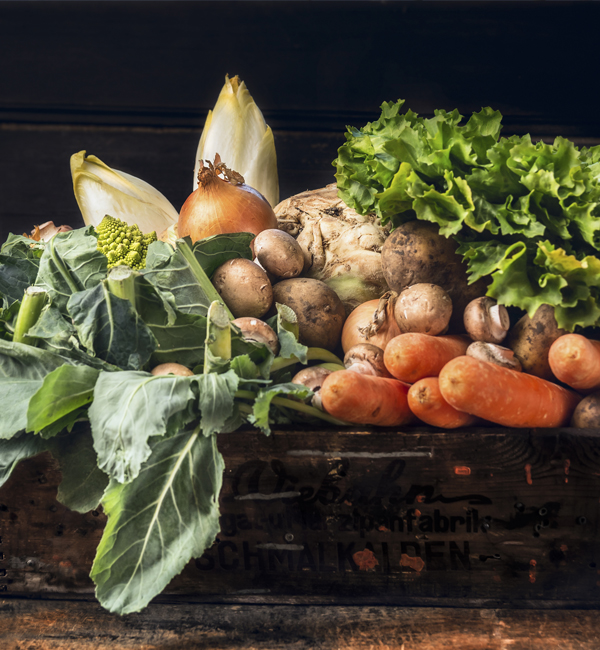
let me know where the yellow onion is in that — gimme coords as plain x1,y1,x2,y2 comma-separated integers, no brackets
341,293,400,353
179,155,278,242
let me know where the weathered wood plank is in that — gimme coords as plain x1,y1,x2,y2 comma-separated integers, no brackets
2,598,600,650
2,427,600,606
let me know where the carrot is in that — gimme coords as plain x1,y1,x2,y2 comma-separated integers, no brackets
548,333,600,392
408,377,478,429
320,370,413,427
383,333,470,384
438,355,581,428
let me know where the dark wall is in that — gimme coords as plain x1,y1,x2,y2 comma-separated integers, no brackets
2,1,600,241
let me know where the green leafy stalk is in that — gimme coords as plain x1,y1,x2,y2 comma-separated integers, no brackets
106,265,139,310
270,347,344,373
204,301,231,373
13,287,48,345
176,239,234,319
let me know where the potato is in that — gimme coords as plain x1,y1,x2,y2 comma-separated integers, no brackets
272,278,346,350
253,229,304,279
506,304,566,380
571,391,600,428
212,258,273,318
381,221,488,331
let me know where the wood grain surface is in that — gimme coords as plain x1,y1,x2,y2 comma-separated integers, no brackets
2,598,600,649
2,426,600,607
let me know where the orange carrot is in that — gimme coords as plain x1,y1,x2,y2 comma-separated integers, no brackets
320,370,413,427
408,377,478,429
548,333,600,392
438,356,581,428
383,333,470,384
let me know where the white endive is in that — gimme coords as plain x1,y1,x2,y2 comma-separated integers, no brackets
194,75,279,208
70,151,179,234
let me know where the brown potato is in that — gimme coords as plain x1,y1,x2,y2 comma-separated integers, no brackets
272,278,346,350
253,229,304,279
571,391,600,428
381,221,488,332
506,304,566,380
212,258,273,318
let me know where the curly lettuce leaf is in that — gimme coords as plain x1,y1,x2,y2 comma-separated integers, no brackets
335,100,600,330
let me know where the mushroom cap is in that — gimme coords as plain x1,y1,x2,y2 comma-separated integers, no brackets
151,362,194,377
232,317,280,355
343,343,390,377
466,341,522,371
463,297,510,343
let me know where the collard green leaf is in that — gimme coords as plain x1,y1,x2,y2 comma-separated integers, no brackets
68,283,156,370
249,382,313,435
196,369,240,436
27,365,99,435
134,275,207,368
35,227,107,314
143,239,222,317
89,371,197,483
48,426,109,513
27,305,119,371
0,235,44,305
91,427,224,615
0,339,67,439
192,232,254,277
0,431,48,488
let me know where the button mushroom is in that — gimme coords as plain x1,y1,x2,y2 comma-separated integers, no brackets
394,283,453,335
466,341,522,371
232,317,280,355
292,366,333,410
463,297,510,344
343,343,391,377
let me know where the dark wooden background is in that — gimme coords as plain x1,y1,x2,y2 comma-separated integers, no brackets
2,0,600,245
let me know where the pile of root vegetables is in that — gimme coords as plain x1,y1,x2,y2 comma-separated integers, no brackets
207,185,600,431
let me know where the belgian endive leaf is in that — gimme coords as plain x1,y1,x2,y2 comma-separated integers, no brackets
194,75,279,207
89,371,197,484
91,427,224,615
71,151,179,234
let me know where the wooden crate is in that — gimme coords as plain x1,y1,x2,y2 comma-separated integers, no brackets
1,425,599,607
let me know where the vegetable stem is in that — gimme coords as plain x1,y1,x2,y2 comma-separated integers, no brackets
48,235,79,294
204,300,232,373
176,239,234,319
270,348,344,373
106,265,139,310
13,286,48,345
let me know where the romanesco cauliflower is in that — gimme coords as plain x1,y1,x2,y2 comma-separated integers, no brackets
96,215,157,269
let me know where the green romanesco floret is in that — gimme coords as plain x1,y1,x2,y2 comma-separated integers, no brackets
96,215,157,270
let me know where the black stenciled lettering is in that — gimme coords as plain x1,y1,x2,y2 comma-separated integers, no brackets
268,548,294,571
400,541,421,561
219,513,237,537
218,541,239,570
450,515,466,532
236,514,252,531
374,459,406,505
387,513,404,533
425,541,446,571
270,459,299,494
195,552,215,571
338,542,358,572
449,541,471,570
418,515,433,532
243,541,265,571
232,460,269,496
318,542,337,572
338,514,354,532
434,509,450,533
297,543,318,572
404,485,492,506
359,514,376,538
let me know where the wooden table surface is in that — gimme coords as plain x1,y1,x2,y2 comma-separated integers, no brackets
2,598,600,649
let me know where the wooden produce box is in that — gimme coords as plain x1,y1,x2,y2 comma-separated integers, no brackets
1,425,599,608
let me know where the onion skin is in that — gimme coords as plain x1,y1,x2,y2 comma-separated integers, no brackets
341,299,400,354
179,158,278,242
